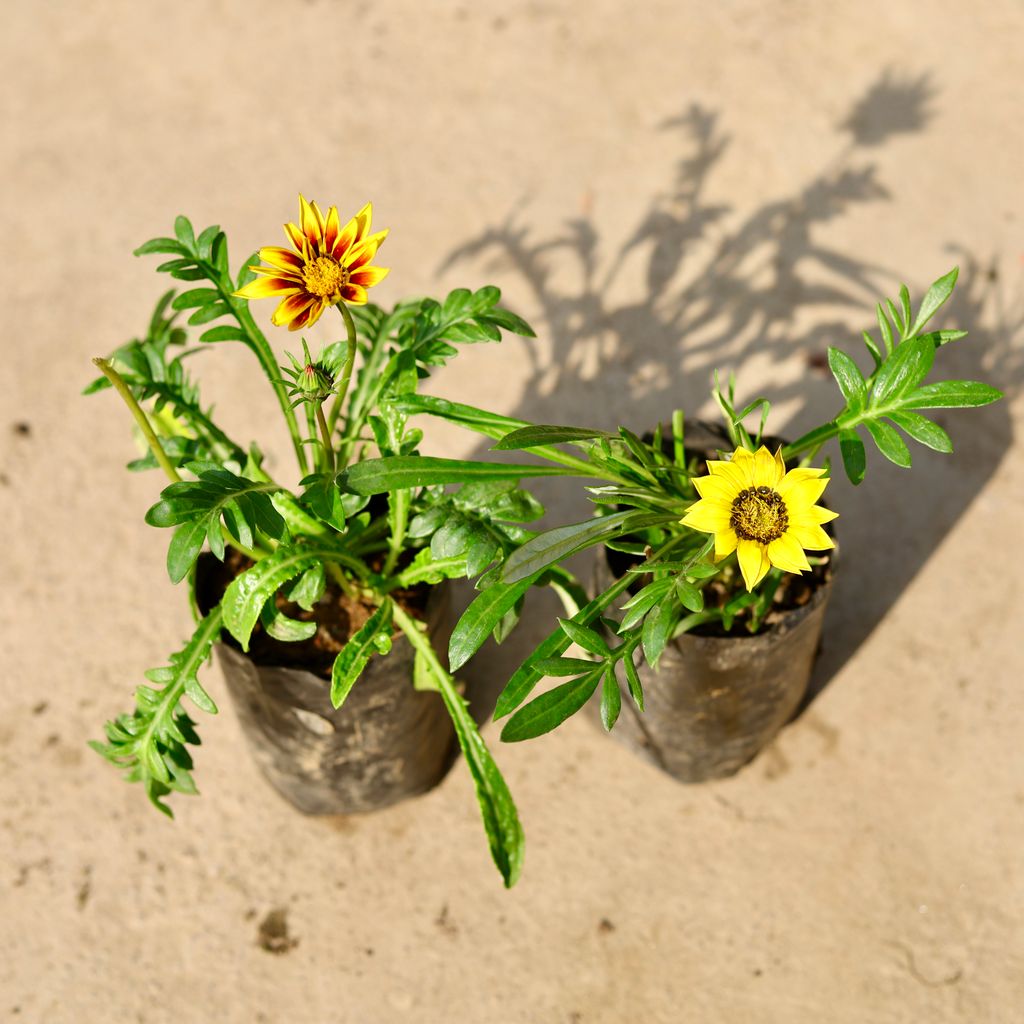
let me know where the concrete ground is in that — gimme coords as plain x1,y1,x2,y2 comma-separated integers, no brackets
2,2,1022,1021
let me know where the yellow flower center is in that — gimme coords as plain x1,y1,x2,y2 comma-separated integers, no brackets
302,256,349,299
730,486,789,543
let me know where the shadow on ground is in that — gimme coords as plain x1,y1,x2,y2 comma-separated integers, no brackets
440,70,1021,722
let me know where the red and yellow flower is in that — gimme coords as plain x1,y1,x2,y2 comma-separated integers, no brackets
236,195,389,330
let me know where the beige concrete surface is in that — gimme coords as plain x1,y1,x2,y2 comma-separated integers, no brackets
2,2,1023,1021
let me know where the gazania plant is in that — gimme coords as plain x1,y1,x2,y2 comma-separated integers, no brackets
350,268,1002,743
87,197,565,886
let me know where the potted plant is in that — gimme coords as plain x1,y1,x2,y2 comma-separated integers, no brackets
87,196,573,886
349,268,1002,781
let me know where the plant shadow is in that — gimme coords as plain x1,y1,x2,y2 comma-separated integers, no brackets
437,70,1021,727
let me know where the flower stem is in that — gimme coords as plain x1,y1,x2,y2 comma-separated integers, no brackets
315,402,335,474
93,358,181,484
326,302,359,444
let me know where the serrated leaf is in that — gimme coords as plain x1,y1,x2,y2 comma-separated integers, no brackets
330,600,393,708
222,542,339,650
260,600,317,642
200,325,247,343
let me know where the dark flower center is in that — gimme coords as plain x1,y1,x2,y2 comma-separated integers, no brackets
730,486,789,543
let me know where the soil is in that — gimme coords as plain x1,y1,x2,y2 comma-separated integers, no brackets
195,549,431,679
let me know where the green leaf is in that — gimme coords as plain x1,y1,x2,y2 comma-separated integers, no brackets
501,510,671,585
641,598,678,668
910,267,958,336
600,665,621,731
145,466,285,583
171,288,220,311
90,608,222,817
558,617,610,657
901,380,1003,410
134,237,189,257
200,325,248,343
872,337,934,406
838,428,866,485
876,304,894,355
173,215,196,250
861,330,883,371
222,542,339,650
500,670,602,742
864,420,911,468
341,456,571,495
449,576,536,672
330,600,393,708
827,347,867,410
534,657,600,677
899,284,912,335
260,600,317,642
675,579,705,613
887,411,953,453
623,653,644,712
493,425,610,450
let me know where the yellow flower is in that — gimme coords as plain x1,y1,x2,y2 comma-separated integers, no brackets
235,195,389,330
680,446,837,591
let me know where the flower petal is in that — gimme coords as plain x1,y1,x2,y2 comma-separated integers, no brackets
235,276,302,299
692,474,738,503
343,229,389,270
258,246,305,273
323,206,341,253
348,265,390,288
788,504,839,527
753,446,783,488
340,282,369,305
331,215,359,261
707,458,749,490
283,221,308,255
781,477,829,511
786,524,834,551
767,534,811,573
354,201,373,242
777,466,826,497
715,528,738,561
736,539,770,591
271,293,316,328
680,499,731,534
299,195,324,248
290,298,328,331
728,447,757,488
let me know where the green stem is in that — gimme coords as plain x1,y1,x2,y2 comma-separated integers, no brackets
326,302,359,443
93,359,181,484
315,403,335,474
782,421,840,464
221,286,308,475
382,488,409,577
